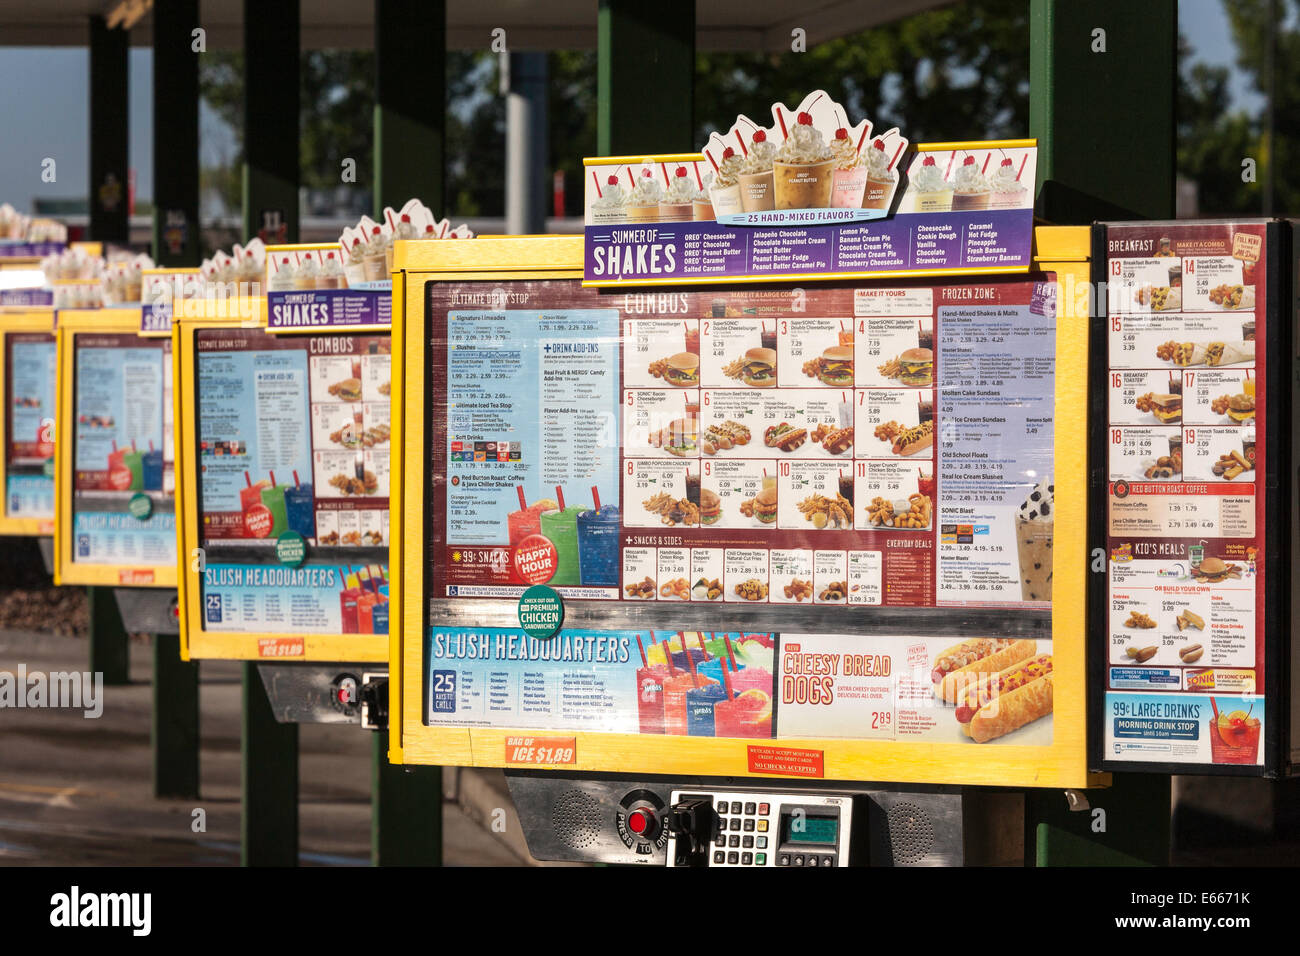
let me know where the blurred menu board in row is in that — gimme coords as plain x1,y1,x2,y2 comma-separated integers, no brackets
5,332,56,521
194,327,390,634
71,334,175,570
1100,220,1269,769
428,278,1057,612
424,628,1054,748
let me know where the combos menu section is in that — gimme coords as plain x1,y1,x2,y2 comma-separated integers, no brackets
1102,221,1266,767
71,334,175,567
195,327,390,635
430,279,1057,615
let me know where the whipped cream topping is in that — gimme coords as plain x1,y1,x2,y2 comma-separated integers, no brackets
741,136,777,173
912,159,951,193
954,159,990,194
628,172,664,205
714,150,745,188
830,134,862,170
664,169,696,203
593,176,626,209
693,172,714,202
776,121,831,165
866,141,896,181
989,159,1024,192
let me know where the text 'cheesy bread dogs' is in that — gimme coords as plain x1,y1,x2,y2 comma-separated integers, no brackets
968,672,1054,743
936,638,1037,703
954,653,1053,733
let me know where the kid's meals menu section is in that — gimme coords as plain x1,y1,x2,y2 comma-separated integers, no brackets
1103,221,1267,767
429,279,1057,612
6,331,56,520
72,333,175,568
195,327,390,635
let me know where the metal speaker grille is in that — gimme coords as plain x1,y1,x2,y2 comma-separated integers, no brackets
551,789,604,849
886,802,935,865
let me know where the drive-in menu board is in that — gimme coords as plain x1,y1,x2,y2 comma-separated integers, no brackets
1102,221,1266,767
71,333,175,567
5,331,56,520
194,327,390,634
430,279,1057,611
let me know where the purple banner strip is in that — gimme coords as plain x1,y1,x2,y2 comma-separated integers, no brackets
267,288,392,330
0,242,65,258
583,208,1033,284
0,288,53,306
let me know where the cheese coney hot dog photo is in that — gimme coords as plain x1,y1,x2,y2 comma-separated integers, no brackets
954,653,1054,736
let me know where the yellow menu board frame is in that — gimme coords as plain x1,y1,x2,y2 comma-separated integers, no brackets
388,229,1102,788
173,296,390,663
53,306,177,588
0,307,57,536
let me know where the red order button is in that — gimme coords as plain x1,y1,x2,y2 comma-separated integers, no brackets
627,808,656,838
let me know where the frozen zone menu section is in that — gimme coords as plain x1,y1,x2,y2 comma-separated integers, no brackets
431,279,1057,611
1102,222,1266,767
195,327,390,635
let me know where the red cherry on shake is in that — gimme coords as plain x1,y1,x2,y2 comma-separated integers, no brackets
835,127,848,139
607,175,619,185
642,168,653,177
873,139,885,150
1001,157,1014,166
922,156,937,166
722,147,735,159
797,111,813,125
675,166,688,177
752,130,767,143
963,155,976,165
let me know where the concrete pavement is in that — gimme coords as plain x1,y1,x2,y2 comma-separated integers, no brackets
0,628,526,866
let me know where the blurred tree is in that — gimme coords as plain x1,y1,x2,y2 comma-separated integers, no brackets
1176,32,1259,215
694,0,1031,147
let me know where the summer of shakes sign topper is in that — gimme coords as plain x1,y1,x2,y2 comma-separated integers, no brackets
701,91,907,226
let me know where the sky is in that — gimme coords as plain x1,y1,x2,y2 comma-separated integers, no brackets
0,0,1266,212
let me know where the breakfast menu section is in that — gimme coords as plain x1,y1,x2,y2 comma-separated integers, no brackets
71,334,175,565
431,279,1057,613
195,327,390,634
5,332,56,519
1102,220,1266,767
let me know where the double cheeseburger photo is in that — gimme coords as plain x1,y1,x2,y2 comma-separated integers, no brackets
899,347,933,387
816,346,854,386
742,347,777,387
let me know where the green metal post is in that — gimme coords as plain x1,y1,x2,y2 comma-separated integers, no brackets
598,0,696,155
242,0,300,245
1029,0,1177,222
1027,0,1176,865
152,633,199,799
241,663,299,866
87,587,129,686
371,0,446,865
374,0,446,213
151,0,200,266
372,734,442,866
88,15,129,244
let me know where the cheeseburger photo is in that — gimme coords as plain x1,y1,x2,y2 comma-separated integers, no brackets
663,351,700,386
817,346,854,386
898,347,933,387
742,347,777,387
699,488,721,524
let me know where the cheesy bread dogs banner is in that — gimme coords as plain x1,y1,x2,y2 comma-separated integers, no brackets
776,633,1052,745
